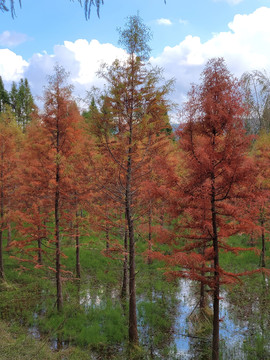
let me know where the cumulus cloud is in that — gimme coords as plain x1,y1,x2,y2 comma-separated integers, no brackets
156,18,172,26
1,7,270,117
0,49,28,82
63,39,126,85
151,6,270,107
0,31,28,47
0,39,127,105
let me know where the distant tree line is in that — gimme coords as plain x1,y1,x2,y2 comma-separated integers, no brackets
0,76,35,131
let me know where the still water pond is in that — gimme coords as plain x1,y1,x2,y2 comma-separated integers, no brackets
28,275,270,359
174,278,270,360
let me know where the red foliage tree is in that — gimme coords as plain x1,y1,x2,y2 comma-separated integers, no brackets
14,119,51,267
40,65,87,311
66,130,96,279
173,58,255,360
93,15,173,344
13,66,88,311
0,108,21,279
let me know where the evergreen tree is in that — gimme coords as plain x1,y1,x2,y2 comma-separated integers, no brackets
17,79,35,131
9,79,35,131
9,81,18,113
0,76,10,113
82,97,99,133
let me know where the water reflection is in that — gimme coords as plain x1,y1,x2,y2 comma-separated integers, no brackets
174,277,270,360
50,337,69,351
174,279,211,360
26,274,270,359
79,286,119,308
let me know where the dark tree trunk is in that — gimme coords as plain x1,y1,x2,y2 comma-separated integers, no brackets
126,125,138,345
160,212,164,227
211,175,219,360
0,168,4,280
121,223,128,300
37,231,42,265
55,179,63,311
148,269,154,359
147,205,153,265
55,116,63,312
105,225,109,250
127,212,138,344
75,211,81,279
36,207,43,264
199,246,206,310
0,231,3,280
69,220,73,242
76,280,81,306
43,220,47,239
261,219,266,268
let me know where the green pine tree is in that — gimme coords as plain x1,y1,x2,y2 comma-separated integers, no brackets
9,79,35,131
0,76,10,113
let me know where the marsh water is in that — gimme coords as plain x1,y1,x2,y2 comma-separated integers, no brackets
26,273,270,360
174,276,270,360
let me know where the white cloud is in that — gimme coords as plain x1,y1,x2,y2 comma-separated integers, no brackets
0,39,126,108
156,18,172,26
0,31,28,47
63,39,126,85
0,49,28,82
151,7,270,107
1,7,270,117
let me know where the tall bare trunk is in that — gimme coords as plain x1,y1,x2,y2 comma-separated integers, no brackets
55,180,63,311
121,223,128,300
0,162,4,280
211,175,219,360
55,117,63,312
126,125,138,345
37,233,42,265
105,225,109,250
199,246,206,310
127,209,138,344
147,205,153,265
75,211,81,279
261,218,266,268
69,220,73,242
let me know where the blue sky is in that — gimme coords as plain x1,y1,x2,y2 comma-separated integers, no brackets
1,0,270,115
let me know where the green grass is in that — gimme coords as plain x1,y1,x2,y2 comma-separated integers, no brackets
220,234,266,272
1,226,270,359
0,321,92,360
